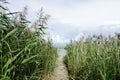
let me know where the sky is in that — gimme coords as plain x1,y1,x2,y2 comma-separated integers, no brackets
5,0,120,46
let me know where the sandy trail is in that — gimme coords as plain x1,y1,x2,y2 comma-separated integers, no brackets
50,55,69,80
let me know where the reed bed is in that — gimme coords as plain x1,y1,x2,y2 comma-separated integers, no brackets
64,34,120,80
0,1,57,80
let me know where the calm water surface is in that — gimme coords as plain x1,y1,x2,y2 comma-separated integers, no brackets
57,49,67,56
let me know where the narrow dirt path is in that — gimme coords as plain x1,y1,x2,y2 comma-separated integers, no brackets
50,55,69,80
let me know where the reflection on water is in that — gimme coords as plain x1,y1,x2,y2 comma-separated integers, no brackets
57,49,67,56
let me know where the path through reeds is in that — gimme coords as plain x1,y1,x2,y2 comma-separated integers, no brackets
50,50,69,80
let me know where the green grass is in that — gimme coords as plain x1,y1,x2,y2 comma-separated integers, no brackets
0,2,57,80
64,35,120,80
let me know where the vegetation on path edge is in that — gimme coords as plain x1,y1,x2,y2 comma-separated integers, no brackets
64,34,120,80
0,1,58,79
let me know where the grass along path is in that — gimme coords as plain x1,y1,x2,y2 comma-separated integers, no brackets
50,51,69,80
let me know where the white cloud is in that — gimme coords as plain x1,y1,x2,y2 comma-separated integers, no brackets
44,29,70,44
51,35,70,44
53,1,120,28
6,0,120,45
7,0,120,29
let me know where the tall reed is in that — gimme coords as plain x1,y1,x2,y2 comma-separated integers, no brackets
64,34,120,80
0,1,57,80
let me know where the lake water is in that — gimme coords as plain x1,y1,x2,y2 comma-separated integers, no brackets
57,49,67,56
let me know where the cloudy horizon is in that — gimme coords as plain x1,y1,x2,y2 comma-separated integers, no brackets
6,0,120,46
